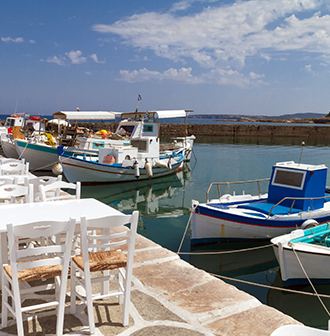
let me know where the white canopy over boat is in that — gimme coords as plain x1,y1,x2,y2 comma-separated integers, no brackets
53,111,117,120
120,110,193,121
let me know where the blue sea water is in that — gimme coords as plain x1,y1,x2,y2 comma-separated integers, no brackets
81,136,330,329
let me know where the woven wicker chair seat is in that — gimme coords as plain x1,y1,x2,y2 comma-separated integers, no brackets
4,259,62,282
72,250,127,272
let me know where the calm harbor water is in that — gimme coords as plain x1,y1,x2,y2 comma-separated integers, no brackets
81,136,330,329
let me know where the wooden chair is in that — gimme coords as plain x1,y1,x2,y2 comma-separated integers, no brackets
0,161,29,176
0,176,18,186
2,218,76,336
0,184,33,204
39,180,81,202
70,211,139,333
24,175,62,202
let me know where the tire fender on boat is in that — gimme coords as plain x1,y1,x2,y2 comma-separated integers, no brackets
167,157,172,169
144,159,153,178
300,219,319,230
133,160,140,179
52,162,63,176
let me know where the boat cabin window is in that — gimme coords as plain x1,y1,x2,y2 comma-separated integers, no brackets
117,125,135,137
272,168,306,189
5,119,15,127
143,125,153,132
131,139,147,151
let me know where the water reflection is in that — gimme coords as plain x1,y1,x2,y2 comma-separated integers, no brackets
268,273,330,329
189,242,278,278
82,162,193,218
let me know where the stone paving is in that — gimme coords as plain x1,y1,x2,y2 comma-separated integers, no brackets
0,232,300,336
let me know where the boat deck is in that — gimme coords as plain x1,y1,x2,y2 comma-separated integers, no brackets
0,229,300,336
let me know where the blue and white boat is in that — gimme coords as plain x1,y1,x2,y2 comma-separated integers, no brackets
191,161,330,245
271,222,330,286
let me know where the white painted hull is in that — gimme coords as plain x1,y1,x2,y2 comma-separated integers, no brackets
59,153,183,184
271,224,330,285
191,201,330,244
15,139,58,171
191,212,296,242
1,137,19,159
272,242,330,284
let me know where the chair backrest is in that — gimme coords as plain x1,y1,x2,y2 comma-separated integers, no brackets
6,217,76,281
25,175,62,193
0,176,18,186
39,180,81,202
80,211,139,262
0,161,29,176
0,158,25,165
0,184,33,204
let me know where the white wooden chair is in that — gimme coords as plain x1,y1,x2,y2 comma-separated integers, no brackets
0,176,18,186
70,211,139,333
2,218,76,336
39,180,81,202
0,161,29,176
0,184,33,204
24,175,62,202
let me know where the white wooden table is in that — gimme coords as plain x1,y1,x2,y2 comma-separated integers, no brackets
0,198,124,286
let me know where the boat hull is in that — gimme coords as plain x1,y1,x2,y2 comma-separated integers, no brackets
59,153,183,184
1,136,19,159
271,223,330,286
15,139,58,171
191,203,330,245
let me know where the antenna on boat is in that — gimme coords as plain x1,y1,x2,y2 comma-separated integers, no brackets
298,141,305,166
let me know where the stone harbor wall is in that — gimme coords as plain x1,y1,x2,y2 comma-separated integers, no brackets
78,122,330,138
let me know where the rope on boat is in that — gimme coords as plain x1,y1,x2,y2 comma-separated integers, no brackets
291,244,330,317
18,140,29,160
178,243,275,255
210,273,330,300
176,205,195,254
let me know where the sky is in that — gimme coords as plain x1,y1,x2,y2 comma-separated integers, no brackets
2,0,330,117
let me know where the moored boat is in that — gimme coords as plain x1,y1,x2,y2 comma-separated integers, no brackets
191,161,330,245
271,222,330,286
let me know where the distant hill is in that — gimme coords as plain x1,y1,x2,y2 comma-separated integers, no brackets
188,112,326,120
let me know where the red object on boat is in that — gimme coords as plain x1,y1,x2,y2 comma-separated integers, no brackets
30,116,41,121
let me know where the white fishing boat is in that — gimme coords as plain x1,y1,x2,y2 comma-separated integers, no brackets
191,161,330,245
271,222,330,286
53,109,195,161
1,116,46,159
14,111,116,171
58,139,184,184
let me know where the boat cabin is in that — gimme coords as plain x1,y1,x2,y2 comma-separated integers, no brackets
267,161,327,211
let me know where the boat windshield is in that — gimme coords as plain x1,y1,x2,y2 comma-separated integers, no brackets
272,168,305,189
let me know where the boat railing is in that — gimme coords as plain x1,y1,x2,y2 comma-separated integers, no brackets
206,178,270,203
268,195,330,217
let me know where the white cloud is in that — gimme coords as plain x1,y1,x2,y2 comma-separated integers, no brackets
303,64,317,76
45,56,66,66
118,67,202,83
29,40,36,44
118,66,266,86
65,50,87,64
93,0,329,86
1,37,24,43
90,54,105,63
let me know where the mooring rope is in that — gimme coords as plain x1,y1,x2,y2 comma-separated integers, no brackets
178,243,275,255
291,243,330,316
211,273,330,300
